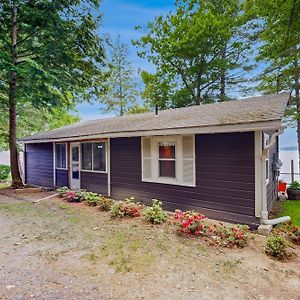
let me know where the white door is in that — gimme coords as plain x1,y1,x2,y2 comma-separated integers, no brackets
70,142,80,189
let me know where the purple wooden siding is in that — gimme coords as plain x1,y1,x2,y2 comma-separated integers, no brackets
56,169,68,188
81,171,108,194
110,133,257,225
25,143,54,187
267,137,279,211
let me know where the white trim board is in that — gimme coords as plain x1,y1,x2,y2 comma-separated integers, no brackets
20,120,282,144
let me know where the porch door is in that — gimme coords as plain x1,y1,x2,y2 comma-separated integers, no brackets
70,142,80,189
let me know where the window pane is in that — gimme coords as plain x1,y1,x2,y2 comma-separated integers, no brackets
93,142,106,171
82,143,92,170
72,146,79,162
56,144,66,169
159,142,175,159
159,160,176,178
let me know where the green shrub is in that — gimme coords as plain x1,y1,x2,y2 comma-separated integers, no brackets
56,186,69,197
0,165,11,180
142,199,168,224
289,181,300,190
83,192,101,206
110,197,143,218
98,197,114,211
265,235,290,260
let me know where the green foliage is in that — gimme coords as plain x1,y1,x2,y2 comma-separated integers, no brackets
110,197,143,218
135,0,254,109
246,0,300,126
0,104,80,151
101,34,138,116
98,197,114,211
142,199,168,224
0,164,10,180
289,181,300,190
265,234,291,260
126,104,150,114
56,186,69,198
0,0,106,179
0,0,105,107
83,192,101,206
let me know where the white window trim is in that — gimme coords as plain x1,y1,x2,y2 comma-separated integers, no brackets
142,135,196,187
81,141,107,173
55,142,68,170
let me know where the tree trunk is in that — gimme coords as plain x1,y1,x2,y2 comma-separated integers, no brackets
9,2,23,188
220,46,226,101
296,85,300,177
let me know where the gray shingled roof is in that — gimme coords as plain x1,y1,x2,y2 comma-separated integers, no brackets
21,93,289,142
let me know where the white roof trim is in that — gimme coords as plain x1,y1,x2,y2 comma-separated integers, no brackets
19,120,282,144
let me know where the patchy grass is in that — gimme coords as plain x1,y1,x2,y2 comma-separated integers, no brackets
280,200,300,226
215,259,242,273
100,232,155,273
0,201,32,213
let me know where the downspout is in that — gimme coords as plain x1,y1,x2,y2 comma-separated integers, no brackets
260,128,290,225
107,138,111,197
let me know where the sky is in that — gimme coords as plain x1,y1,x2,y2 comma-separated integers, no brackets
74,0,297,149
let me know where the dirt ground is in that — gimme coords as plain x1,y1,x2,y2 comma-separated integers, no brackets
0,188,299,300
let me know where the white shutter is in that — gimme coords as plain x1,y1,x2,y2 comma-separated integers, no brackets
181,135,195,186
142,137,152,180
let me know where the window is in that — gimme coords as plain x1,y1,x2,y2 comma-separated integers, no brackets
55,143,66,169
159,141,176,178
142,135,195,187
81,141,106,172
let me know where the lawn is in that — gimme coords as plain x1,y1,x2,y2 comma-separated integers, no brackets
0,190,299,299
281,200,300,226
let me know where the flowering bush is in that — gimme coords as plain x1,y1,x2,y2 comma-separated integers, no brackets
265,234,291,260
110,197,143,218
56,186,69,198
215,223,250,248
174,209,206,236
275,222,300,245
98,197,114,211
64,190,85,202
142,199,168,224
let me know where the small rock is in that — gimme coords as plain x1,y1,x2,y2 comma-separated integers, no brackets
6,285,15,290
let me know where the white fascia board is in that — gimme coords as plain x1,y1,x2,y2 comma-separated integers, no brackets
20,120,282,144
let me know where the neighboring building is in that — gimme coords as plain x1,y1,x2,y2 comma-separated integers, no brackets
20,93,289,227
